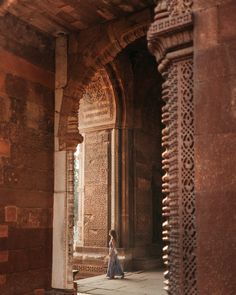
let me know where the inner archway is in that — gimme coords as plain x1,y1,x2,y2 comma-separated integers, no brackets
73,37,164,284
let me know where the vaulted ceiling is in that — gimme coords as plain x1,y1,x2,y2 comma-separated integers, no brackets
0,0,155,35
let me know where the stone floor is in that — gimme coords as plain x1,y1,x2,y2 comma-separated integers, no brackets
77,270,165,295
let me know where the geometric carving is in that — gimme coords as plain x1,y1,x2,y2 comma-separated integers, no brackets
180,59,196,295
161,60,196,295
76,264,107,276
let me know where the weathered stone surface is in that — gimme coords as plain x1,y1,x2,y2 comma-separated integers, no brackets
5,206,17,222
0,269,51,295
0,14,55,72
34,289,45,295
0,139,10,156
0,10,54,295
0,0,154,35
130,41,163,247
0,250,8,262
83,130,110,247
0,224,8,237
0,274,6,285
195,1,236,295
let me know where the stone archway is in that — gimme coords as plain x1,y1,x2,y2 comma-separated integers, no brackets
53,9,155,293
73,67,121,278
73,37,164,280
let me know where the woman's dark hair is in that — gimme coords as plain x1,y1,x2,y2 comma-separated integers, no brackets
109,229,117,241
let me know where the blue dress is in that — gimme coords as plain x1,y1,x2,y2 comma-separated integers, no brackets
106,239,124,278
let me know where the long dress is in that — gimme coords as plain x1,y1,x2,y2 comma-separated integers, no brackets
106,238,124,278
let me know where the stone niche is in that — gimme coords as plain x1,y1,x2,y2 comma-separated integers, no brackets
73,68,117,278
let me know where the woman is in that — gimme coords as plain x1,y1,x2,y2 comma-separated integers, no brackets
106,229,124,279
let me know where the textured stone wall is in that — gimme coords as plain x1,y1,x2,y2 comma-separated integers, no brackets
84,130,111,247
194,1,236,294
130,42,163,250
0,14,55,295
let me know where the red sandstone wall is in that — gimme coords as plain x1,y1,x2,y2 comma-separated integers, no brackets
0,14,55,295
131,46,163,250
194,1,236,294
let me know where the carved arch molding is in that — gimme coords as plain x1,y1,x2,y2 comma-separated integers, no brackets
148,1,196,295
58,9,151,150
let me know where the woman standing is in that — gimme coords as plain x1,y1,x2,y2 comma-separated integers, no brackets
106,229,124,279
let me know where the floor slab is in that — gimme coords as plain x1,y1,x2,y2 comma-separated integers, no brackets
77,270,166,295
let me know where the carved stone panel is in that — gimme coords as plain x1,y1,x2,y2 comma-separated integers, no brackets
83,130,111,247
79,69,115,131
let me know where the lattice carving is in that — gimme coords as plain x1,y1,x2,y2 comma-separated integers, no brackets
77,264,106,274
161,60,196,295
180,59,196,295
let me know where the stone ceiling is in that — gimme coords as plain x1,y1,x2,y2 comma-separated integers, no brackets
0,0,155,36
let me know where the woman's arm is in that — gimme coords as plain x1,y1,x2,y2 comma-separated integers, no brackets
109,238,116,256
111,238,116,249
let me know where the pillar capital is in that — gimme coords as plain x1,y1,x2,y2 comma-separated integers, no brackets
59,82,84,152
147,0,193,72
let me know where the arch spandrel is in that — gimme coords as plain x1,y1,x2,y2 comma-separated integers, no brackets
79,69,116,132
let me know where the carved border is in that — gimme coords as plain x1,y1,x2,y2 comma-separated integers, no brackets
64,151,75,288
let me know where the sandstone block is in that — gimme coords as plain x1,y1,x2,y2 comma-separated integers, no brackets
5,206,18,222
0,138,10,156
0,274,6,285
0,224,8,237
0,250,8,262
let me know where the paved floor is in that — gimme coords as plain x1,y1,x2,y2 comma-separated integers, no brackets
77,270,165,295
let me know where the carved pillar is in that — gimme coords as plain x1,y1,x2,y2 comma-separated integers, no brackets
148,1,196,295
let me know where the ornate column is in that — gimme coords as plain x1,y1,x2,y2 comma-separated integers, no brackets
148,1,196,295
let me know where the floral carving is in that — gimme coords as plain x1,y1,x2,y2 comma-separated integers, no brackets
83,75,105,104
167,0,193,16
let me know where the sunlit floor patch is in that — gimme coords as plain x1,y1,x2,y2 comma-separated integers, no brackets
77,270,165,295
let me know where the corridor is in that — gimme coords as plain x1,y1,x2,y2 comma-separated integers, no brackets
77,270,165,295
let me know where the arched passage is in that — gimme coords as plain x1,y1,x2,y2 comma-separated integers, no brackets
53,10,156,289
73,37,164,280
